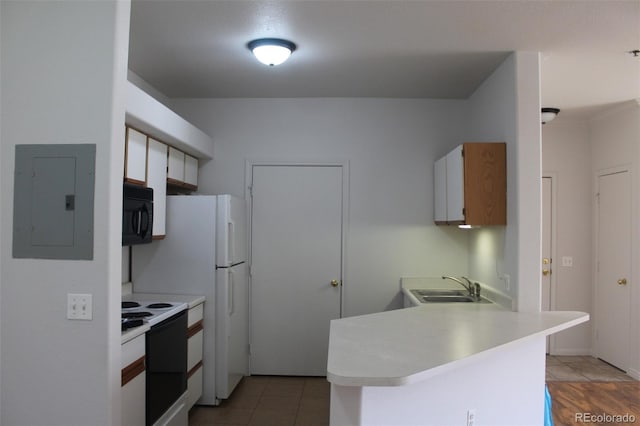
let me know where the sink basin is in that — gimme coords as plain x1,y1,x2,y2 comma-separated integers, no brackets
422,295,475,302
412,289,468,297
409,289,490,304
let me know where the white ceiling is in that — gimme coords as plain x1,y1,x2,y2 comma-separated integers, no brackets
128,0,640,119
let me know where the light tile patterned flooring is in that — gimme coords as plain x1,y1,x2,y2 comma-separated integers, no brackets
189,357,636,425
189,376,330,426
546,355,636,382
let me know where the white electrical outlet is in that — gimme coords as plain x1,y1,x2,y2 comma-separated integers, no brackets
67,293,93,320
467,409,476,426
500,273,510,290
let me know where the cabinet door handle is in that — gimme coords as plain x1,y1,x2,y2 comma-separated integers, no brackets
618,278,627,286
330,279,340,287
542,269,550,276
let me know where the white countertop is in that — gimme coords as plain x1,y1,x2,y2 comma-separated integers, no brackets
327,304,588,387
121,322,150,345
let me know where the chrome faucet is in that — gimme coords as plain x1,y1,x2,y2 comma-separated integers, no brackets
442,276,480,298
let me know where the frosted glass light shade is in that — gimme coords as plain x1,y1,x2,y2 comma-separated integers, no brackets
541,108,560,124
247,38,297,66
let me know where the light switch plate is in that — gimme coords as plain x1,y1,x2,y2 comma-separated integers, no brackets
67,293,93,320
562,256,573,267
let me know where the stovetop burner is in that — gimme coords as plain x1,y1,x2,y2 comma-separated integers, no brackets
146,303,173,309
121,318,144,330
122,311,153,319
121,298,188,330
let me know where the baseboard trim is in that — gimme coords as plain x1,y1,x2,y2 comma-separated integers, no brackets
549,348,592,356
626,368,640,380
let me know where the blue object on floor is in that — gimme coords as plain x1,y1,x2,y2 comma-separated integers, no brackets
544,383,554,426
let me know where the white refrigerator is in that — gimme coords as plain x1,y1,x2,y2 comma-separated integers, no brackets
132,195,249,405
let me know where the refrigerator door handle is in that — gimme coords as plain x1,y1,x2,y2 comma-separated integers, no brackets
228,220,235,264
228,269,234,317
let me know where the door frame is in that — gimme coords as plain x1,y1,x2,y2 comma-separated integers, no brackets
593,165,632,368
542,173,558,353
244,160,350,356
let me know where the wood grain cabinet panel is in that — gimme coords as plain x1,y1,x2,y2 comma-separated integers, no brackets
434,142,506,226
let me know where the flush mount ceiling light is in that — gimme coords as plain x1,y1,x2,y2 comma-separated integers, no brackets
541,107,560,124
247,38,297,66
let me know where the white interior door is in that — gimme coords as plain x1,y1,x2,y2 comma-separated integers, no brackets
541,177,553,352
595,170,631,371
250,164,343,376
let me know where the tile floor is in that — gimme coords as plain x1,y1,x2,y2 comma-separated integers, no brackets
189,376,330,426
189,356,636,425
546,355,636,382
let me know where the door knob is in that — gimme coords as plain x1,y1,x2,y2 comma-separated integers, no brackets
617,278,627,286
542,269,550,276
330,279,340,287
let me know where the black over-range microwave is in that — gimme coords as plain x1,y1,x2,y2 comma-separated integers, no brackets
122,183,153,245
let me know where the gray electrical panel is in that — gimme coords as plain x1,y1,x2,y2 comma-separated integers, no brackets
13,144,96,260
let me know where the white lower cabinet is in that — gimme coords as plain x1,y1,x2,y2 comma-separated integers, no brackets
187,302,205,409
122,334,146,426
153,392,188,426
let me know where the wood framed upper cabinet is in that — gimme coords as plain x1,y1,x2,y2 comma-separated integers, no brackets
167,146,198,192
434,142,506,226
184,154,198,189
167,146,185,185
147,138,168,238
124,127,147,185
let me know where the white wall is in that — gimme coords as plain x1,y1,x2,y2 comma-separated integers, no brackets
542,119,592,355
590,100,640,377
171,98,470,316
465,52,542,312
0,1,129,424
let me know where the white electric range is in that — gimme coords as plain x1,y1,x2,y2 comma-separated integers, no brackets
121,300,188,330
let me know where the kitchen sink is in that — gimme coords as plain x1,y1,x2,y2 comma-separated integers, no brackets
410,289,490,304
412,289,468,297
422,295,475,302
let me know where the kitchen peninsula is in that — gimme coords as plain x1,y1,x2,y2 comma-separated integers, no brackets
327,304,588,426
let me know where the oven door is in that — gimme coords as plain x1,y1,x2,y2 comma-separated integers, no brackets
145,310,187,426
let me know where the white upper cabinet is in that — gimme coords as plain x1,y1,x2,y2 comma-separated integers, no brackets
433,156,448,224
167,146,198,191
445,145,465,223
167,146,185,184
147,138,168,238
184,154,198,188
125,127,147,185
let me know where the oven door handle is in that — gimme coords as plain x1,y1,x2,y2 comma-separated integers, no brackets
140,204,150,238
